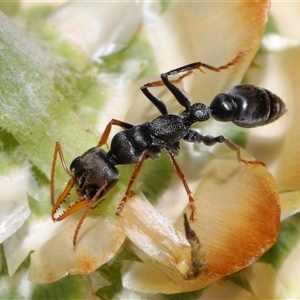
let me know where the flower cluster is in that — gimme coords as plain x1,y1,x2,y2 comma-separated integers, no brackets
0,1,299,299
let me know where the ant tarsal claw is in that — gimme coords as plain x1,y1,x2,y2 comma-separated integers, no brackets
189,202,197,222
116,199,126,217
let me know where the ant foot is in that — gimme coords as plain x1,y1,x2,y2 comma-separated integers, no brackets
116,198,126,216
240,159,265,167
189,202,197,221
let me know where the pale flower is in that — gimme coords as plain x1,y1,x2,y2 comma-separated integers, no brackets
0,1,299,299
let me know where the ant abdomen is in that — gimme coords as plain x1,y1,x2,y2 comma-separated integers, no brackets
210,84,286,128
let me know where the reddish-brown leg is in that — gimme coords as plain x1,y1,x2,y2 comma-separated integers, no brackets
193,51,243,73
222,139,265,166
98,119,135,147
51,142,73,206
143,52,243,90
73,181,108,246
165,148,197,221
164,52,244,76
116,150,149,216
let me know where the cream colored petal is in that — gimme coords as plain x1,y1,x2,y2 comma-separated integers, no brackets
280,190,300,220
277,238,300,298
28,192,193,283
240,262,289,299
200,278,255,299
28,214,126,283
4,217,55,277
143,1,269,100
119,194,191,274
270,3,300,41
122,157,280,293
124,1,270,127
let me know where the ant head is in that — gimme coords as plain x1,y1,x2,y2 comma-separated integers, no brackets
209,93,237,122
70,147,120,200
51,146,120,246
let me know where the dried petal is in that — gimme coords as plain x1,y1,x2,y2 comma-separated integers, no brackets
122,158,280,293
120,194,191,274
28,192,193,283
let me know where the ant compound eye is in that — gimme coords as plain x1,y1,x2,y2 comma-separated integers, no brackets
70,156,82,173
210,94,237,122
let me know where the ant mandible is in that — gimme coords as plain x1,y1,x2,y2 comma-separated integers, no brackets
51,52,286,245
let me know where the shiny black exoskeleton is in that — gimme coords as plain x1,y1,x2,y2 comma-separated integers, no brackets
51,54,286,245
107,84,286,166
70,147,119,200
209,84,285,127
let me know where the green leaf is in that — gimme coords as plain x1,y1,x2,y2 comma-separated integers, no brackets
0,12,103,179
31,275,93,300
99,29,157,78
259,213,300,269
96,263,123,300
226,272,254,295
160,0,175,14
114,246,143,263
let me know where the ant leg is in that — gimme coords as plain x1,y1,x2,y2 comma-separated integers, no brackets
141,71,193,115
161,52,243,110
165,52,243,75
116,149,148,216
140,84,168,115
201,135,265,166
73,181,108,246
98,119,134,147
51,142,73,206
140,72,193,115
165,148,197,221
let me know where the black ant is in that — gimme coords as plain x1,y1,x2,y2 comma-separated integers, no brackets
51,53,286,246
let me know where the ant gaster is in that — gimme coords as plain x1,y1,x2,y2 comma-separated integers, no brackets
51,53,286,246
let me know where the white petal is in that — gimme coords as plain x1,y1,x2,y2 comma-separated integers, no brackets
48,2,142,61
3,216,55,277
120,194,190,274
28,214,126,283
278,239,300,298
0,163,36,244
